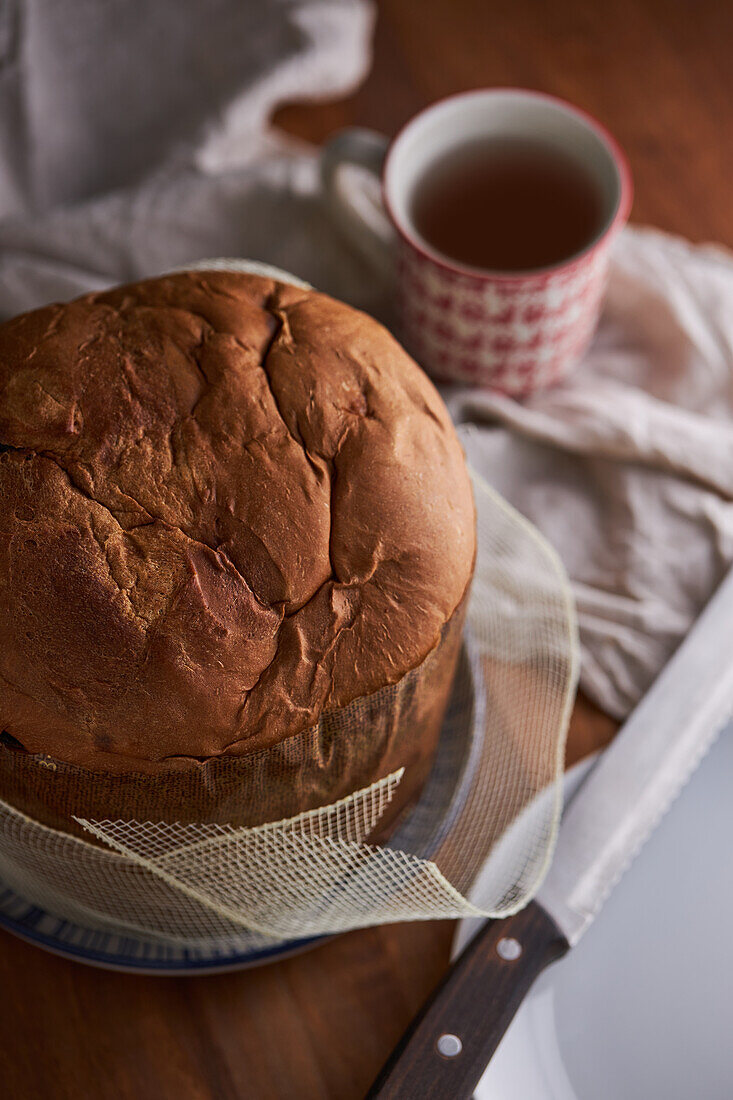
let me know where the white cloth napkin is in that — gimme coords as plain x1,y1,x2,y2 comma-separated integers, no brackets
448,231,733,718
1,0,732,720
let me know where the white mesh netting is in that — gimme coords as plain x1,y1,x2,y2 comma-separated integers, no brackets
0,467,578,950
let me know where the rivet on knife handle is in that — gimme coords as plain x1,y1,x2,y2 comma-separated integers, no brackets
364,901,569,1100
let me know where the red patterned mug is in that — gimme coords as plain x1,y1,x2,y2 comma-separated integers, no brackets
322,89,632,394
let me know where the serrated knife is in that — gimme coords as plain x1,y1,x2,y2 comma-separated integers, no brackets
366,564,733,1099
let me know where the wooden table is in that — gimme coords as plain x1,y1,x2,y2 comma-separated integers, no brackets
2,2,730,1097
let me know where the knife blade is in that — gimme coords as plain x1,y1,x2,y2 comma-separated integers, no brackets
366,563,733,1100
537,563,733,945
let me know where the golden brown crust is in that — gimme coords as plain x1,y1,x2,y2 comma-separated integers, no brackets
0,595,467,833
0,271,475,771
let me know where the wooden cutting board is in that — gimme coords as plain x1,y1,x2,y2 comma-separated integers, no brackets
1,1,729,1096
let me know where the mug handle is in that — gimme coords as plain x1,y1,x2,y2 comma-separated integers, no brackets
320,129,396,278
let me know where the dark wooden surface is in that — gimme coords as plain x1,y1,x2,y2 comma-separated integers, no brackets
2,2,730,1097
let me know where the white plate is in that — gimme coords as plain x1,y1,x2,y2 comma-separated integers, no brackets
455,725,733,1100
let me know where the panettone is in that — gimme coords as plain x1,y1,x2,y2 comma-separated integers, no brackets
0,271,475,833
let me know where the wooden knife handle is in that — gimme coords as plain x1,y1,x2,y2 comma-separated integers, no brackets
364,902,569,1100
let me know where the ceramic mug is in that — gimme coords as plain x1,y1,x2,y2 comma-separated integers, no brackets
321,89,632,394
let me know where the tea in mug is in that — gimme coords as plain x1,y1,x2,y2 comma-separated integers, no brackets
410,137,605,272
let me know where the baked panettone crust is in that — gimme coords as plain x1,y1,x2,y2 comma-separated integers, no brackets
0,271,475,772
